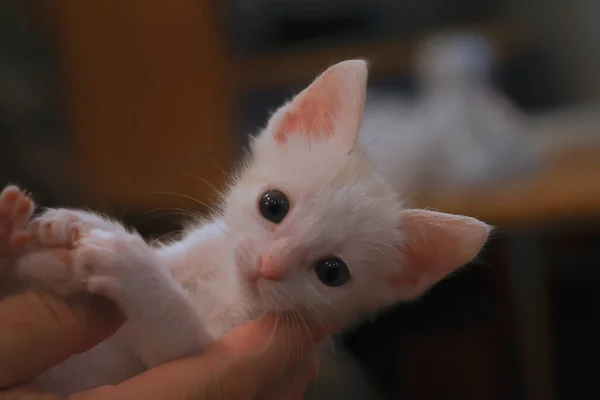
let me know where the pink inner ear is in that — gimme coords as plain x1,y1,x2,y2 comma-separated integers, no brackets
388,210,491,298
273,70,339,145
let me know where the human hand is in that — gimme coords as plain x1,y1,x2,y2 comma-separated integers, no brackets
0,289,123,392
0,290,327,399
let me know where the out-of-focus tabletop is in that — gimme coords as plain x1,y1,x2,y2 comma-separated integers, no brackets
416,107,600,228
417,147,600,227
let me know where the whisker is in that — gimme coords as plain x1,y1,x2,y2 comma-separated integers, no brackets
262,309,279,349
301,291,333,334
237,243,255,269
137,207,200,222
206,157,230,180
144,190,221,216
298,312,321,396
149,230,184,247
178,168,225,200
283,312,292,378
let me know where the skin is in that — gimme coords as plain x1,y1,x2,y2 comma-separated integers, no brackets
0,290,326,400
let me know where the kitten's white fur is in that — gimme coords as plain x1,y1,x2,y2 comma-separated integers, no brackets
0,60,490,397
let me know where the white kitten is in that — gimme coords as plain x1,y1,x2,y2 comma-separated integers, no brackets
0,60,491,397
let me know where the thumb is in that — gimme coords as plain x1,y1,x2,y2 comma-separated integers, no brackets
204,313,325,399
71,313,328,400
0,290,122,387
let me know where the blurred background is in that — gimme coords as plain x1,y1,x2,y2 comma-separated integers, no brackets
1,1,600,399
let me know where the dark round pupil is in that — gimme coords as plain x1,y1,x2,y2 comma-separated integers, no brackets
315,258,350,287
259,189,289,224
324,267,339,283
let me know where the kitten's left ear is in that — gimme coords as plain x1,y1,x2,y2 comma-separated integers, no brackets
389,210,492,300
267,59,368,148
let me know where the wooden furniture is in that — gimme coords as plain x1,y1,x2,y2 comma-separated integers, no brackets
44,1,235,210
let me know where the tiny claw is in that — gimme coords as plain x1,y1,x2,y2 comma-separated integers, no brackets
71,229,86,247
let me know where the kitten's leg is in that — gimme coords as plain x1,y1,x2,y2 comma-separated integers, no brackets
0,185,34,277
14,209,211,367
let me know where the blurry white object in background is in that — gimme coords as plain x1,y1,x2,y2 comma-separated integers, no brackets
361,33,541,196
414,33,539,191
360,94,425,198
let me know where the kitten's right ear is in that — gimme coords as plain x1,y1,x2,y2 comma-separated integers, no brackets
264,59,368,149
388,209,491,300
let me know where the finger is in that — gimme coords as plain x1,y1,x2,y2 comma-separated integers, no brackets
0,290,122,387
0,385,60,400
259,356,319,400
71,313,330,400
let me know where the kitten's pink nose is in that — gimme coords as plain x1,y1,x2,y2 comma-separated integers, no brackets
257,253,285,281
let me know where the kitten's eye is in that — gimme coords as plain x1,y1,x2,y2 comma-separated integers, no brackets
314,257,350,287
258,189,290,224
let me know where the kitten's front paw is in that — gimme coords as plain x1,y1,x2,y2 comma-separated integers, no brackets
0,186,34,272
29,208,125,248
16,209,168,315
15,208,130,295
71,229,159,303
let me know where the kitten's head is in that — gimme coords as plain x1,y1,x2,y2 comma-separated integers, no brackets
223,60,490,325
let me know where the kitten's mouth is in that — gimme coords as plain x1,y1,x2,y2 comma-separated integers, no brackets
247,274,259,288
240,267,260,292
